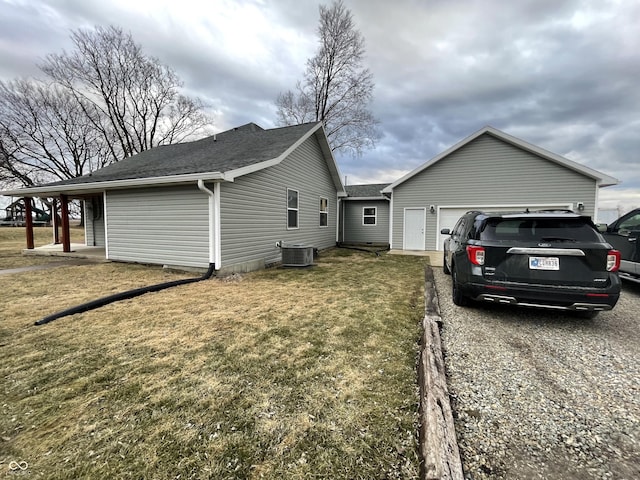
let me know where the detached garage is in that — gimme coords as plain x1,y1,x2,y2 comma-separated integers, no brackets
382,126,619,251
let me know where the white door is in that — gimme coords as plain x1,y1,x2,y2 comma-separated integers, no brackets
404,208,426,250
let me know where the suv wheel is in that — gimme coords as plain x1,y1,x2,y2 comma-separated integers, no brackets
452,266,469,306
442,250,451,275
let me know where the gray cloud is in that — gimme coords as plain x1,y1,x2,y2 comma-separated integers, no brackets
1,0,639,210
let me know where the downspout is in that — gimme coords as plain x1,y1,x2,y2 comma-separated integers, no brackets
337,197,342,244
103,191,109,259
197,179,218,265
33,182,220,326
388,193,394,250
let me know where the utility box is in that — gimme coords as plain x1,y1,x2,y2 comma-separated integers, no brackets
281,245,314,267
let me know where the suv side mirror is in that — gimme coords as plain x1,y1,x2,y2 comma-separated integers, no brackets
440,228,451,235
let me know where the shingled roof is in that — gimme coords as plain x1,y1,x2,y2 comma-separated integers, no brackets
344,183,390,199
2,122,344,196
51,122,319,186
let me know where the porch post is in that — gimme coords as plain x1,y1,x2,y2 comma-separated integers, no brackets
60,194,71,253
24,197,34,249
51,198,60,244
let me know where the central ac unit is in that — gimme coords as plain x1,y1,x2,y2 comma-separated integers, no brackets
281,245,314,267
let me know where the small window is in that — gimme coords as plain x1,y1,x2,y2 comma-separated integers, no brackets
287,189,299,229
319,197,328,227
363,207,377,225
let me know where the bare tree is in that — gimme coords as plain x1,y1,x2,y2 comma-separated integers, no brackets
40,25,211,161
276,0,379,155
0,79,112,188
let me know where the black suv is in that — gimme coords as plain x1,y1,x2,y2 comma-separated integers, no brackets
599,208,640,284
441,210,621,317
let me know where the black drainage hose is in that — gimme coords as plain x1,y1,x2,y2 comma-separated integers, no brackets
35,263,216,326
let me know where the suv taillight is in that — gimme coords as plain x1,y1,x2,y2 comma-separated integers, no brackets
607,249,621,272
466,245,485,265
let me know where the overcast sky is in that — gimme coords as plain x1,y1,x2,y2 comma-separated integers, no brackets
1,0,639,213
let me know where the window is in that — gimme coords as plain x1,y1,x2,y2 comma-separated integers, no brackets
617,213,640,234
319,197,328,227
287,189,299,229
363,207,377,225
480,218,600,242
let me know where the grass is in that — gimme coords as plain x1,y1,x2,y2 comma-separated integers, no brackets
0,231,426,479
0,227,85,269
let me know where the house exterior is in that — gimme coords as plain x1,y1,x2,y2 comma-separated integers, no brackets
381,126,618,252
3,123,620,266
339,184,390,246
3,122,346,273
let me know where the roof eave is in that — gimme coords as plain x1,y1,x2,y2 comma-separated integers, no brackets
222,122,346,196
383,126,620,190
483,127,620,187
343,196,390,201
1,171,227,197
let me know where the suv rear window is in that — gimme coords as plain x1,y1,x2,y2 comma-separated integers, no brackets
479,217,600,242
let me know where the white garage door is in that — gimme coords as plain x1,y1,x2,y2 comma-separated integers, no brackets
437,204,572,250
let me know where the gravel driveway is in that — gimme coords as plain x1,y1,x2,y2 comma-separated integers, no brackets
434,268,640,480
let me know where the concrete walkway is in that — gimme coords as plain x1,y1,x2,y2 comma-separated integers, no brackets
1,244,107,276
22,243,106,260
388,249,443,267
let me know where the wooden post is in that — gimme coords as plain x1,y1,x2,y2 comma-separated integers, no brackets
60,194,71,253
24,197,34,250
51,198,60,244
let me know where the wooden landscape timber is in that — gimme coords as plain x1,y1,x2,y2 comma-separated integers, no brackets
419,266,464,480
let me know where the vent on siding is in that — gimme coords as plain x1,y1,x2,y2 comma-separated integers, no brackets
281,245,314,267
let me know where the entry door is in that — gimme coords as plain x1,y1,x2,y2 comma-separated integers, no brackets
404,208,425,250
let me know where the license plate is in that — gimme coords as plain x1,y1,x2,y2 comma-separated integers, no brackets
529,257,559,270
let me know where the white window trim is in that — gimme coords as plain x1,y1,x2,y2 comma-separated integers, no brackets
363,206,377,226
319,196,329,228
287,188,299,230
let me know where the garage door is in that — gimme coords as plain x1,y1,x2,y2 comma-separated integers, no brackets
437,204,572,250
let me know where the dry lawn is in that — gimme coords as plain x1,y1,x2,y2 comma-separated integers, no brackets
1,234,426,479
0,227,85,269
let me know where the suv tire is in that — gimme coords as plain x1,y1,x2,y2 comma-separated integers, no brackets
452,266,469,306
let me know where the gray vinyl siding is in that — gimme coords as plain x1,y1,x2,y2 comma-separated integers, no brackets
105,185,209,267
391,134,598,250
219,134,337,269
342,200,389,244
86,215,106,247
84,198,105,247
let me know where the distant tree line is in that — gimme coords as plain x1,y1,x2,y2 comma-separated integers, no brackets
0,26,212,190
1,0,380,194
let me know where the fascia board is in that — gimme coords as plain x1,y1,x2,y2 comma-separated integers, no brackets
382,128,490,193
316,124,346,195
223,123,323,181
483,126,620,187
224,122,348,196
382,125,619,192
343,196,390,201
1,171,227,197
